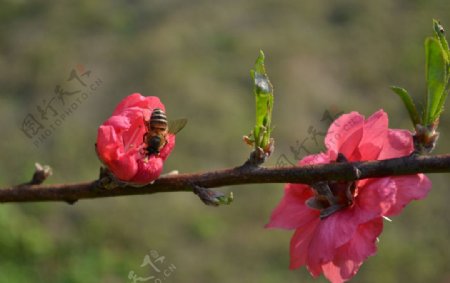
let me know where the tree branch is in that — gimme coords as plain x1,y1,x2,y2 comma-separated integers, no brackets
1,154,449,204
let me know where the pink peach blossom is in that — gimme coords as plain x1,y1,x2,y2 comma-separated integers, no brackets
266,110,431,283
96,93,175,184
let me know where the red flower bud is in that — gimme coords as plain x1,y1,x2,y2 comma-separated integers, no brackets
96,93,175,184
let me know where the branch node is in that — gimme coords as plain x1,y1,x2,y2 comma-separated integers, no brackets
413,124,439,154
65,199,78,205
95,167,123,190
336,153,361,180
96,167,159,190
192,185,234,206
243,145,274,167
24,163,53,186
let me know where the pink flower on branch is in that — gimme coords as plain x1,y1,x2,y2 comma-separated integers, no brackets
266,110,432,283
96,93,175,184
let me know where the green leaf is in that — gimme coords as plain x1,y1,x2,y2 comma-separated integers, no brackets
390,86,421,126
424,37,447,124
250,50,274,150
434,86,449,123
433,19,450,64
432,20,450,122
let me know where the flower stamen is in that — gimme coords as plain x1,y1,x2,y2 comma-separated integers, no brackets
306,153,357,219
307,180,356,219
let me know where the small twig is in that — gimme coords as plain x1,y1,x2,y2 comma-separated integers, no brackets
1,154,449,204
19,163,52,186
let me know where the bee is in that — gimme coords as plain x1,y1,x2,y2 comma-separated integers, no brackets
143,108,187,156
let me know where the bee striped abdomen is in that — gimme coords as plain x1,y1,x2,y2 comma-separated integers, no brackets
150,108,168,127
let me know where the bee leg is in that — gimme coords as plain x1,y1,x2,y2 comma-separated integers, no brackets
143,132,148,144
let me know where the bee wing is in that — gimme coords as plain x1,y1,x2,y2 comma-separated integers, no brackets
168,118,188,135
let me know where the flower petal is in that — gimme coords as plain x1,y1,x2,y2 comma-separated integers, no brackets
119,111,147,153
358,110,388,161
112,93,165,116
159,134,176,161
103,114,132,131
131,157,164,184
96,125,120,160
357,178,396,218
97,124,139,181
306,207,361,270
322,218,383,283
265,183,317,230
300,152,330,166
377,129,414,160
289,218,321,270
385,174,432,216
320,262,345,283
325,112,364,161
107,152,139,181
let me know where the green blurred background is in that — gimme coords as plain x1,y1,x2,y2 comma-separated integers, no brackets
1,1,449,282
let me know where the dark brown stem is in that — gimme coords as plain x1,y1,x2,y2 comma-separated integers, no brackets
1,154,449,204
